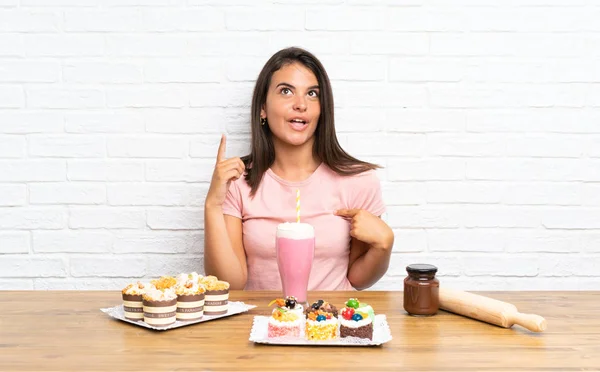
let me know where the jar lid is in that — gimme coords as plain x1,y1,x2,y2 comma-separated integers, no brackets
406,264,438,274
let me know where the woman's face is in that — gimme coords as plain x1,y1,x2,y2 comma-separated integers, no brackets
261,62,321,148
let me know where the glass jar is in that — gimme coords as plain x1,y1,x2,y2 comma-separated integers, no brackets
403,264,439,316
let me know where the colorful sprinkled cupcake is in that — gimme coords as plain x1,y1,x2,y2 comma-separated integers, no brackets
142,288,177,327
267,297,303,338
305,299,338,341
339,298,374,340
121,281,153,321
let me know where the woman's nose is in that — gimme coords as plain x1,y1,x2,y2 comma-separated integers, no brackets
293,96,307,112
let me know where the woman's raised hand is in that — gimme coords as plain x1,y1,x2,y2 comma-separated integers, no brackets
205,135,245,208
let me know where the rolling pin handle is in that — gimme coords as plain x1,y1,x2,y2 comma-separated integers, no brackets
510,312,547,333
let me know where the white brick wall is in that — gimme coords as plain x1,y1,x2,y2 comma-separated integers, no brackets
0,0,599,291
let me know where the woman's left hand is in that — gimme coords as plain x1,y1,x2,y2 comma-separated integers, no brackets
334,209,394,251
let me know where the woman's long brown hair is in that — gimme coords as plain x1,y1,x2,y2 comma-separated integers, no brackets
242,47,379,197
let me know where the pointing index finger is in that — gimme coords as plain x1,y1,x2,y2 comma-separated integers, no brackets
217,134,226,162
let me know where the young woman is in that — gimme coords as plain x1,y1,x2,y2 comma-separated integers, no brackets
204,47,394,291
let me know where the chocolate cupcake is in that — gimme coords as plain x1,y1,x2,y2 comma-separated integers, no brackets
142,288,177,327
121,281,153,321
200,276,230,315
175,280,206,321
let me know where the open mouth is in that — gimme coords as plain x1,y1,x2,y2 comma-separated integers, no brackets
289,118,308,131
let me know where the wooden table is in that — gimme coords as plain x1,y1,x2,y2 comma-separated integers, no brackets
0,291,598,371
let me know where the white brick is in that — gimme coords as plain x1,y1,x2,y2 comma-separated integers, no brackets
0,184,26,206
345,133,425,157
538,256,596,277
0,61,59,83
466,159,582,181
224,108,251,135
0,135,25,158
0,208,65,230
581,233,600,253
389,58,466,82
145,160,214,182
103,0,183,5
0,34,22,57
542,208,600,229
507,135,583,158
30,183,105,205
0,85,23,108
0,232,30,253
63,62,142,84
189,33,270,56
225,57,265,82
106,86,187,108
463,206,541,228
351,33,428,55
342,83,427,108
24,35,104,57
463,256,537,277
0,280,33,290
506,231,580,253
146,255,203,277
189,0,268,4
33,231,112,253
114,231,201,254
426,181,504,204
0,10,58,32
108,184,206,207
65,112,144,133
69,207,145,229
431,33,587,57
335,109,385,133
70,257,146,278
388,8,465,32
505,183,580,206
0,0,17,6
27,88,104,109
106,35,186,57
21,0,96,5
588,137,600,157
145,109,227,134
0,111,63,134
29,135,105,158
108,136,188,159
142,8,224,31
387,254,461,276
226,8,304,31
0,256,66,277
190,135,249,159
147,208,203,230
426,134,506,157
387,159,465,181
33,278,132,291
582,184,600,207
64,10,142,32
0,160,65,182
391,229,426,253
382,182,425,206
385,109,465,133
144,59,222,83
269,32,350,55
306,7,384,31
189,83,253,108
68,160,144,182
428,229,504,252
463,8,587,33
386,206,461,229
320,56,386,82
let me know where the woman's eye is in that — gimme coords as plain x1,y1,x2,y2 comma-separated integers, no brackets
281,88,292,95
308,90,319,97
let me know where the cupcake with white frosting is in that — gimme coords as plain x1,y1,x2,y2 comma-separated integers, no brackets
175,279,206,321
142,288,177,327
200,276,230,315
121,281,153,321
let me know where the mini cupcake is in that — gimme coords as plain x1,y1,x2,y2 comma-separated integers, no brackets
200,276,230,315
142,288,177,327
151,276,177,291
305,300,338,341
267,297,303,338
175,279,206,321
339,298,374,340
121,281,153,321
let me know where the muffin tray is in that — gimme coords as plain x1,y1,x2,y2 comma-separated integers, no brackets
101,301,256,331
249,314,392,346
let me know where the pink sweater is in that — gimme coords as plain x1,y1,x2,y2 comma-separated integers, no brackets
222,164,385,291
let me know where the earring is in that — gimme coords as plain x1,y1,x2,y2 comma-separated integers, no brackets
261,117,267,126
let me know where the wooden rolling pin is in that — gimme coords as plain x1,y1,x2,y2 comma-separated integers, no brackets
439,288,547,332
